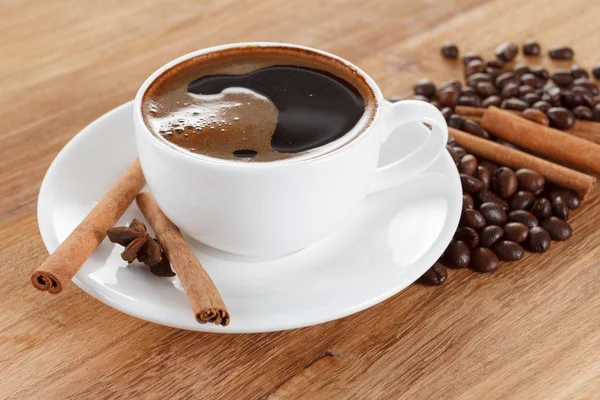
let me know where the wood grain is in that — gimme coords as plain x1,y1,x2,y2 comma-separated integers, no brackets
1,0,600,399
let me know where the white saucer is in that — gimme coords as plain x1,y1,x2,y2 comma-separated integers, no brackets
38,102,461,333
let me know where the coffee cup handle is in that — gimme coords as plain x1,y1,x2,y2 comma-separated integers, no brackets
369,100,448,193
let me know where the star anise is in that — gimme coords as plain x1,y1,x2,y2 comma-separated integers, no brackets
107,219,175,277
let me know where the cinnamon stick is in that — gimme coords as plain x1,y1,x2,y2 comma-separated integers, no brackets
481,106,600,174
449,127,596,199
136,192,229,326
32,159,146,293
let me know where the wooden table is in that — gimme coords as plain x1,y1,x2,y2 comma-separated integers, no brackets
2,0,600,398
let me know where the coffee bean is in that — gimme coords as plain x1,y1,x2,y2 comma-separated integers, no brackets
458,96,481,107
482,95,502,108
492,240,524,261
441,41,459,59
486,67,502,80
444,241,471,268
448,114,464,129
541,217,572,241
476,81,498,97
459,154,478,175
460,174,485,194
487,59,504,69
523,93,541,105
508,209,539,228
476,190,510,211
478,160,500,174
515,168,545,194
463,52,483,65
419,262,448,286
388,95,404,103
493,167,518,198
522,108,550,126
411,94,430,102
447,137,456,146
467,73,493,88
531,198,552,219
551,69,574,87
461,86,477,97
503,222,529,243
462,119,490,139
496,140,520,150
510,190,536,210
476,166,492,190
522,39,541,56
532,66,549,82
549,45,574,60
495,72,520,89
495,41,518,62
479,225,504,248
545,86,561,105
441,107,453,121
550,189,581,210
470,247,500,273
571,65,589,80
465,60,486,76
439,80,462,92
510,62,528,76
430,100,441,110
519,85,535,97
551,196,569,220
527,226,551,253
447,146,460,164
463,193,474,210
593,64,600,79
572,79,599,96
480,202,507,225
520,73,539,88
547,107,575,130
501,98,529,111
500,82,519,99
575,90,596,109
560,91,584,109
461,209,486,230
572,105,593,120
532,100,552,113
453,146,467,159
454,227,480,248
594,104,600,122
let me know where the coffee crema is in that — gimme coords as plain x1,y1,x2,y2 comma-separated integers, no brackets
142,47,376,162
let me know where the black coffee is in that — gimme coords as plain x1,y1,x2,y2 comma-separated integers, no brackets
142,47,375,162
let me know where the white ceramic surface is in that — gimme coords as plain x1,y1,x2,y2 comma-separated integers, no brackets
38,102,461,333
135,42,448,257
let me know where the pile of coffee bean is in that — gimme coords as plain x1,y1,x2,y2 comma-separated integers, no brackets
418,137,580,285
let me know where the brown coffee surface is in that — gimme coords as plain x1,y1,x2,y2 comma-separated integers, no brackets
142,47,375,162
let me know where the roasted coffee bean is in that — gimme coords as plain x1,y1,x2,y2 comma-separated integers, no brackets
462,51,482,65
519,85,535,96
551,196,569,220
461,209,486,230
515,168,545,194
502,222,529,243
495,72,520,89
448,114,464,129
461,86,477,97
549,45,574,60
572,79,600,96
527,226,551,253
478,161,500,174
571,65,589,80
467,73,492,88
492,240,524,261
462,119,490,139
551,69,574,87
486,67,502,80
419,262,448,286
520,73,538,88
545,86,561,105
495,41,518,62
560,91,584,109
510,190,536,210
541,217,572,241
488,59,504,69
447,146,460,164
480,202,508,225
459,154,478,175
476,190,510,211
388,95,404,103
441,107,453,121
455,227,480,248
576,90,596,109
532,100,552,113
463,193,474,210
500,82,519,98
523,93,541,105
458,96,481,107
439,80,462,92
532,66,549,82
444,241,471,268
512,63,529,77
470,247,500,273
447,136,457,146
479,225,504,248
465,59,486,76
522,108,550,126
531,198,552,219
476,81,498,97
482,95,502,108
572,105,593,120
522,39,541,56
441,41,459,59
547,107,575,129
493,167,518,198
461,174,485,193
550,189,581,210
476,166,492,190
594,104,600,122
501,98,529,111
438,88,460,108
508,209,539,228
411,94,431,102
593,64,600,79
453,146,467,159
430,100,441,110
496,140,520,150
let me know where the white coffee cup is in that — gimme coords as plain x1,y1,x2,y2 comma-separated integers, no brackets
134,42,448,258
